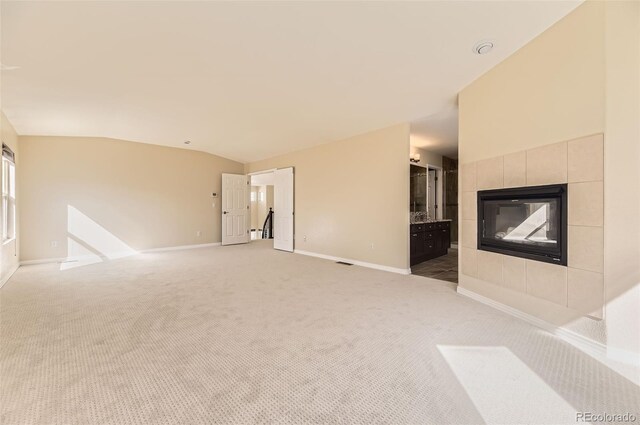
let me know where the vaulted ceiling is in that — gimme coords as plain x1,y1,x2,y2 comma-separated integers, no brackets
1,1,580,162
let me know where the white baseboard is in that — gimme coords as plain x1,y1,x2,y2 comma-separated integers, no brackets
20,242,223,266
457,286,640,382
20,257,66,266
457,286,607,358
607,346,640,369
141,242,221,253
294,249,411,275
0,263,20,289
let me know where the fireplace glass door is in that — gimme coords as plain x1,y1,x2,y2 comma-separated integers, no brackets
478,185,567,265
482,198,558,246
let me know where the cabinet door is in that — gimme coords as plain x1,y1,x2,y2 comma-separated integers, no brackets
410,233,418,255
417,232,427,257
444,228,451,250
438,228,446,255
434,231,443,256
424,236,436,260
410,232,422,265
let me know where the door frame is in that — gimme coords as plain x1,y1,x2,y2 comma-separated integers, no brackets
248,169,277,242
248,168,278,176
248,167,295,250
426,164,444,221
273,167,295,252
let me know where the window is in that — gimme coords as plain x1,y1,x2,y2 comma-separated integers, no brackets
2,146,16,243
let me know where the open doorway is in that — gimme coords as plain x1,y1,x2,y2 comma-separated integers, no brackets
409,109,459,284
249,172,275,242
220,168,294,252
247,167,295,252
409,155,458,283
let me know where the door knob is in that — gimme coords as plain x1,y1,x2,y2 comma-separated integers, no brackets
223,211,228,214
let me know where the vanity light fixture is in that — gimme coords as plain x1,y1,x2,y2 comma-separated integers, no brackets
410,153,421,163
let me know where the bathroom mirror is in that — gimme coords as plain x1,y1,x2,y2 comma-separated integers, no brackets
410,164,427,212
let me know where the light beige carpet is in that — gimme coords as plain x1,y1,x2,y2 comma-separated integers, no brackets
1,241,639,424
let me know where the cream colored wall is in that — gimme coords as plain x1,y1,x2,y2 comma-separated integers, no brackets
250,186,259,229
0,112,20,283
256,187,265,230
603,0,640,361
255,185,274,230
266,186,274,212
19,136,243,261
246,124,410,271
459,1,605,164
458,0,640,361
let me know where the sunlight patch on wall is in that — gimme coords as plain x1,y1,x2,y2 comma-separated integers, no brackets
60,237,103,271
437,345,578,424
63,205,138,270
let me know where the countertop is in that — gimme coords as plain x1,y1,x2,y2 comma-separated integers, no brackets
410,219,452,224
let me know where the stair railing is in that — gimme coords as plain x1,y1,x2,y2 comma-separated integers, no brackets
262,208,274,239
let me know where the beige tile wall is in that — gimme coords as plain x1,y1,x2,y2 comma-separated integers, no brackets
477,250,503,285
502,256,526,292
503,151,526,188
526,141,568,186
460,134,604,318
526,261,568,305
477,156,504,190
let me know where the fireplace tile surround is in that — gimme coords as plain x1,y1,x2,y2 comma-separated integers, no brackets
460,134,604,318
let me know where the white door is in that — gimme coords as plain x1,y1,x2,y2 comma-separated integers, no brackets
274,167,294,252
221,173,249,246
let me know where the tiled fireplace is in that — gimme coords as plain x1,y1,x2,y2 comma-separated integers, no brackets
460,134,604,318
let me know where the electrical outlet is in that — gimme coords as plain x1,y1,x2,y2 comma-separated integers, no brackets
370,243,374,250
303,235,307,242
196,230,201,237
50,241,58,248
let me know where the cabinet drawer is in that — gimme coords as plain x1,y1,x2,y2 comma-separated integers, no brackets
411,224,425,232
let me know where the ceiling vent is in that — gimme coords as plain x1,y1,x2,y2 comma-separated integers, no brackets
473,41,494,55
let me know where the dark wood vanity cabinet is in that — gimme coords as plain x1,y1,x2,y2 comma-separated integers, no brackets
410,221,451,266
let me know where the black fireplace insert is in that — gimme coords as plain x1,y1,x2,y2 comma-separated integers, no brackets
477,184,567,265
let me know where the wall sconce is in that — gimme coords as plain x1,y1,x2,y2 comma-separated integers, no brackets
410,153,421,163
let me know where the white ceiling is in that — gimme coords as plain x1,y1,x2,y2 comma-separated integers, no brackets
0,1,580,163
411,108,460,159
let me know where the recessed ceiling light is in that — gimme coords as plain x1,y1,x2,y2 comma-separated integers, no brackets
184,141,191,145
473,41,494,55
